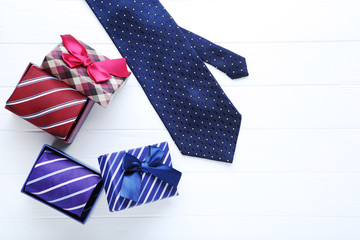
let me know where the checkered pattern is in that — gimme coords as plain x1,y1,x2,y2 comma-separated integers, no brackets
41,41,128,107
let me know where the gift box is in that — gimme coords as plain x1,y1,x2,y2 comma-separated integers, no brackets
21,145,103,224
5,63,94,143
98,141,181,212
41,35,130,107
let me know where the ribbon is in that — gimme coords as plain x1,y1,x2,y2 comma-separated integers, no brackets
61,34,130,83
120,146,182,202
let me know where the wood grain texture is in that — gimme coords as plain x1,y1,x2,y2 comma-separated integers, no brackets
1,0,360,239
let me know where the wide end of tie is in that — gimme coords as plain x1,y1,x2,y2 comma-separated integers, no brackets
175,113,242,164
180,146,236,163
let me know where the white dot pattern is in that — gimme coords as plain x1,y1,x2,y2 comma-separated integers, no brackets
86,0,248,163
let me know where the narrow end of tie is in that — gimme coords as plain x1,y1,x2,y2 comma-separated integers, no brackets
228,56,249,79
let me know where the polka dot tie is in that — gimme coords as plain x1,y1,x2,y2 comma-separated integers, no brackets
86,0,249,163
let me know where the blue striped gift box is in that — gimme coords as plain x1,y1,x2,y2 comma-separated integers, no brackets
98,142,179,212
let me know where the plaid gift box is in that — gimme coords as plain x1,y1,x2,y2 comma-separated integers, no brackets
98,142,181,212
41,39,129,107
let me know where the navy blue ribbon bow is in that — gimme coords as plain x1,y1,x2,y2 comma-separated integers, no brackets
120,146,182,202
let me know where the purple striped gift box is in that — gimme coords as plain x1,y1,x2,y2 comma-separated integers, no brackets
98,142,179,212
21,145,104,224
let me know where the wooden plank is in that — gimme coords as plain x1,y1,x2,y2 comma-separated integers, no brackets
2,85,360,131
1,42,359,87
1,0,359,43
1,216,360,240
1,129,360,175
2,172,360,219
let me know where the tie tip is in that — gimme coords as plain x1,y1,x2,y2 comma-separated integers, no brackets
180,150,235,163
228,58,249,79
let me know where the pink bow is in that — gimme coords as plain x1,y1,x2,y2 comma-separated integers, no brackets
61,34,131,83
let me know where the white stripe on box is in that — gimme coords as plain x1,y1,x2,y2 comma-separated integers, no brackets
35,157,68,168
31,174,99,195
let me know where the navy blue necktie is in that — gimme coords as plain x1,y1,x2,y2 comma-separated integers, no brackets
86,0,248,163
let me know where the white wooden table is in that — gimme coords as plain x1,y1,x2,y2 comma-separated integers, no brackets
1,0,360,239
